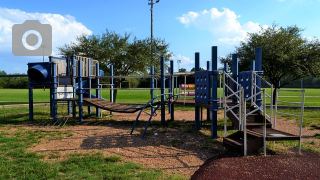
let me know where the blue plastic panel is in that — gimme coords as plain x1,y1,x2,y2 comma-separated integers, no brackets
195,70,211,104
238,71,252,99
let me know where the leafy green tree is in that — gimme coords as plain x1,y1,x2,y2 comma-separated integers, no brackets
221,24,320,90
190,67,205,72
58,29,172,101
58,29,172,75
179,68,186,72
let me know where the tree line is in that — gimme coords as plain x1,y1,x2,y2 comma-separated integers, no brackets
0,70,28,88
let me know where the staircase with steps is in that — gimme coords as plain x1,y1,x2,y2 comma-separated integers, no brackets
223,103,300,155
222,71,302,155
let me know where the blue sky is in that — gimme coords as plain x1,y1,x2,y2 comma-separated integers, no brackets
0,0,319,73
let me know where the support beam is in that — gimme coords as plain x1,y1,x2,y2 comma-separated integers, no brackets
170,60,174,121
77,61,83,122
110,65,114,115
255,47,263,107
150,66,155,114
28,83,33,121
71,54,77,118
96,63,100,117
195,52,200,130
160,57,166,125
52,62,58,121
232,54,238,103
88,58,92,114
211,46,218,138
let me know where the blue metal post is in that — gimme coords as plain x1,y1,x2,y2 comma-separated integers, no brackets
168,67,171,114
71,54,76,118
224,62,229,98
251,60,255,71
78,61,83,122
207,61,210,121
96,63,100,117
255,47,263,107
110,65,114,115
88,58,92,114
52,62,58,121
28,80,33,121
211,46,218,138
232,54,238,103
150,66,155,114
195,52,200,130
66,57,71,115
49,56,53,117
160,57,166,125
170,60,174,121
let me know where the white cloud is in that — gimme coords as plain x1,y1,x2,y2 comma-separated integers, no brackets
0,7,92,55
177,54,194,65
177,8,267,45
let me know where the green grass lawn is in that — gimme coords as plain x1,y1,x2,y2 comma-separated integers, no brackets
0,88,319,105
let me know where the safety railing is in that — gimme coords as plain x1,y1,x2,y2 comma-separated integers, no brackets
223,71,244,137
251,71,274,126
274,89,305,154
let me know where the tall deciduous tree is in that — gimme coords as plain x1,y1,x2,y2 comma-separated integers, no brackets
221,24,320,90
58,29,172,101
58,29,172,75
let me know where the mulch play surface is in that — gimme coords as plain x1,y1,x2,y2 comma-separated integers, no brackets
192,150,320,180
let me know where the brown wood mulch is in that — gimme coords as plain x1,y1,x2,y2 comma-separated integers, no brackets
191,150,320,180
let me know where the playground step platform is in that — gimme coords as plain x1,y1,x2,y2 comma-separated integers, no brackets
223,130,263,155
226,111,272,130
223,128,300,155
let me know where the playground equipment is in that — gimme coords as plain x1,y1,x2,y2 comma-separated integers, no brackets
222,48,304,156
24,45,304,156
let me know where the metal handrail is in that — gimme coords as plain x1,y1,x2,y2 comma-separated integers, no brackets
223,71,244,136
274,89,305,154
251,71,274,127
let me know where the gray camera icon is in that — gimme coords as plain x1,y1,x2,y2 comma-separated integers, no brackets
12,20,52,56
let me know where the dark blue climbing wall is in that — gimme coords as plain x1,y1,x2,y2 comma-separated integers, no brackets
195,70,211,104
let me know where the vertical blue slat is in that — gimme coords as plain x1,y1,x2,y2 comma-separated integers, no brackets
232,54,238,103
150,66,155,114
110,65,114,115
211,46,218,138
224,62,229,98
255,47,262,107
170,60,174,121
72,54,76,118
88,58,92,114
49,56,53,117
78,61,83,122
251,60,255,71
206,61,210,120
195,52,200,130
160,57,165,125
96,63,100,117
28,78,33,121
168,67,171,114
66,57,71,115
53,62,58,121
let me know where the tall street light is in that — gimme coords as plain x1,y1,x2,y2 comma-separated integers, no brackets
149,0,160,43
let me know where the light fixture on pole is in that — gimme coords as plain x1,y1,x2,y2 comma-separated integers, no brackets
177,60,181,72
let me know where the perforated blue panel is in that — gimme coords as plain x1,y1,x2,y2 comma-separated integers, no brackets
195,70,211,104
238,71,252,99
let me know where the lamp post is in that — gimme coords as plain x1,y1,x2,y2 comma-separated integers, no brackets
148,0,160,43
